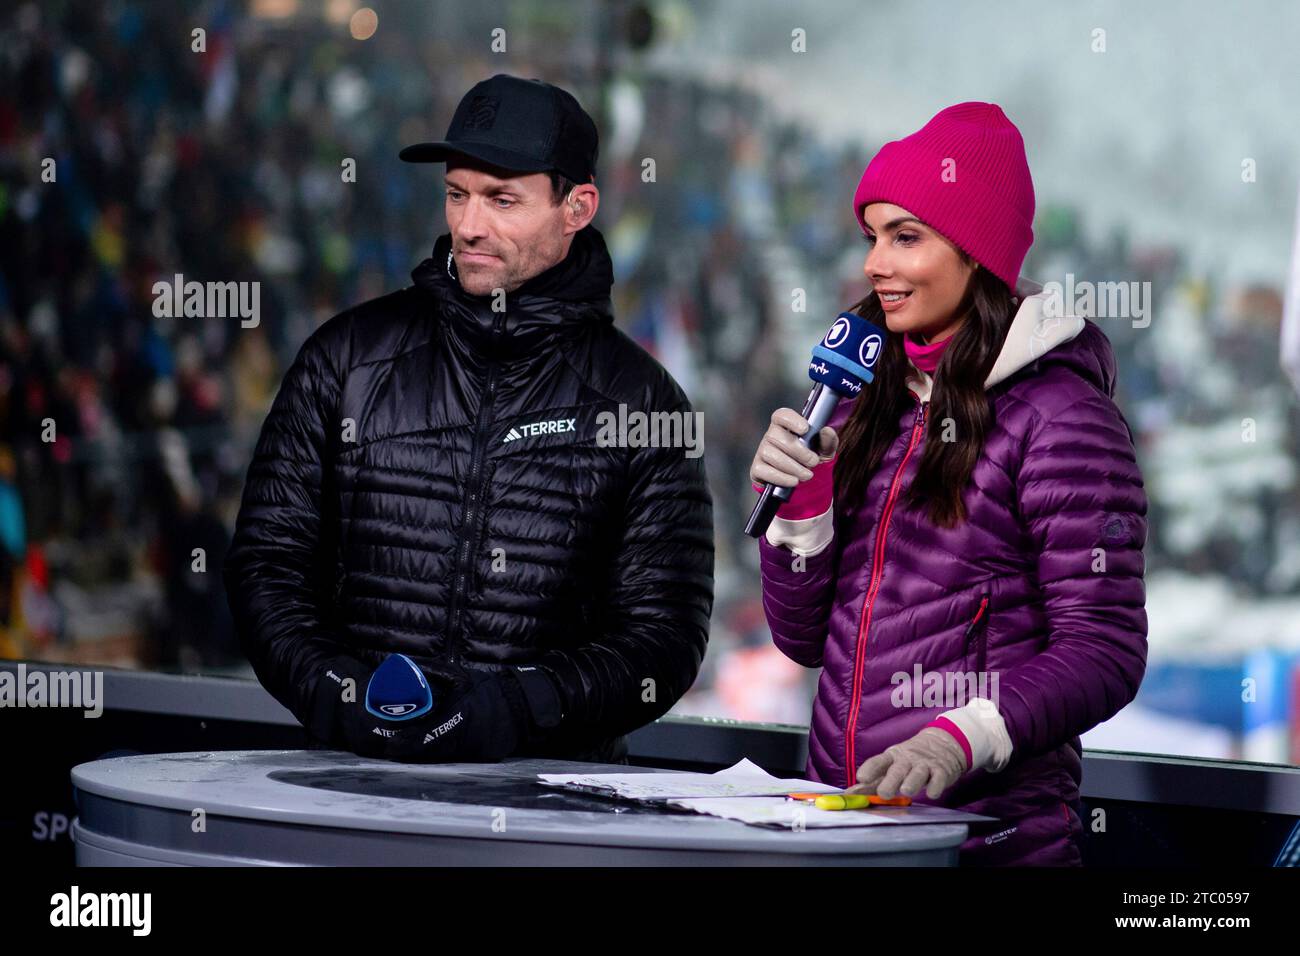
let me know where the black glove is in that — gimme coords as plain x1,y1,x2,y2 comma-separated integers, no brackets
308,654,391,757
381,663,566,764
309,654,565,763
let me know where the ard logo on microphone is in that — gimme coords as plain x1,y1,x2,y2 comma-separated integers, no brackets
823,316,853,348
859,333,882,366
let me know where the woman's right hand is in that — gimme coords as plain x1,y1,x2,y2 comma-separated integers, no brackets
749,408,838,490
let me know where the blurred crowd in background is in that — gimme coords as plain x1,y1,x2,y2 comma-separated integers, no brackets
3,0,1300,762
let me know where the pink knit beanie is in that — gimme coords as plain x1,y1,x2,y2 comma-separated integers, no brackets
852,102,1035,292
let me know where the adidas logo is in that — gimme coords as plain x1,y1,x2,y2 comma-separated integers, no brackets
502,417,577,443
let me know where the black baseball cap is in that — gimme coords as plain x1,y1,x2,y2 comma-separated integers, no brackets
399,73,598,185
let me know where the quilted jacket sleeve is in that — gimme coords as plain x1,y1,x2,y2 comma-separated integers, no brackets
995,386,1148,763
222,316,358,740
759,530,837,669
536,396,714,741
757,396,854,668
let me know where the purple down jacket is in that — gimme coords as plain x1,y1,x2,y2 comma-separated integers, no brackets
759,284,1148,866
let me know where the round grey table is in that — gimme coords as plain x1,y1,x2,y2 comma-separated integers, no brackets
71,750,970,866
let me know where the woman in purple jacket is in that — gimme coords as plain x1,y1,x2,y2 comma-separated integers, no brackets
750,102,1147,866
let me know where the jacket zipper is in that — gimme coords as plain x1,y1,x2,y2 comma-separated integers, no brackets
844,395,927,788
964,591,991,675
445,312,504,664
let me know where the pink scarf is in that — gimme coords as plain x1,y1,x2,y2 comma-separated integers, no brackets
903,331,953,373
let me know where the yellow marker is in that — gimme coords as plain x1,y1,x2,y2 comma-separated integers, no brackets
815,793,871,811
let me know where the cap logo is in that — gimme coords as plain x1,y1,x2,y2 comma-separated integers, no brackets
463,95,500,131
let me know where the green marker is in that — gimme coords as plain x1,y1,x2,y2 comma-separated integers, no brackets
815,793,871,811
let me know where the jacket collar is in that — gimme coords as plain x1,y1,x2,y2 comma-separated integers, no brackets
905,275,1097,402
411,224,615,362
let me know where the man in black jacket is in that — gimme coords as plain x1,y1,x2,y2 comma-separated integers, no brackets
223,74,714,765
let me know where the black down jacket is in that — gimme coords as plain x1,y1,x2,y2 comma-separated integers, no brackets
223,225,715,763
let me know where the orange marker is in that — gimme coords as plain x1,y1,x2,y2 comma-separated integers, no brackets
866,794,912,807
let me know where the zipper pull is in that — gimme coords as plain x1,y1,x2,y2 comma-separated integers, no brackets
963,592,990,638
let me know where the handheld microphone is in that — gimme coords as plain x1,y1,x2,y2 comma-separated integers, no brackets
365,653,437,721
744,311,886,538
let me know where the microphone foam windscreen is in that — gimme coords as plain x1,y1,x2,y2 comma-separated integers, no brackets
809,312,886,396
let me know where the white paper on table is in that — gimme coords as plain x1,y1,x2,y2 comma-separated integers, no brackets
535,757,840,801
668,795,904,829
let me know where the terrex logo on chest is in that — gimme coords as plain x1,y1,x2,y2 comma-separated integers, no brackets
502,417,577,443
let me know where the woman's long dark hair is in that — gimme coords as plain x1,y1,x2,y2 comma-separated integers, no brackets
833,261,1020,529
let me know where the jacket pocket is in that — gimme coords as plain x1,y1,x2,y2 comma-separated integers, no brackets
962,591,991,677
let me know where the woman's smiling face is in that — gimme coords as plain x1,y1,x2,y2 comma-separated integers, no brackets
860,202,978,344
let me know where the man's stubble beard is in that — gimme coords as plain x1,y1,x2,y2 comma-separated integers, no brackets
457,260,526,296
456,233,566,296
